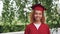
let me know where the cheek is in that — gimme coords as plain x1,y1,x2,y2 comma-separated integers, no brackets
39,15,42,17
34,14,37,17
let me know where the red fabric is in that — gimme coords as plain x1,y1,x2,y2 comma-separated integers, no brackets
34,6,44,11
24,23,50,34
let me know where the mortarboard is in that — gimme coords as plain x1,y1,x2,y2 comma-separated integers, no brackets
31,4,46,11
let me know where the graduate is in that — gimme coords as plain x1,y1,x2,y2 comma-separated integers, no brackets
24,4,50,34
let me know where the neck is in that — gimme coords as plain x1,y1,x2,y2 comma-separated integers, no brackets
34,20,41,24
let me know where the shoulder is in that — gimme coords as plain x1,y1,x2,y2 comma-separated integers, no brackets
26,23,33,28
42,23,50,28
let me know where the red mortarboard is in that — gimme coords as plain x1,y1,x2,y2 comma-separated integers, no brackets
31,4,46,11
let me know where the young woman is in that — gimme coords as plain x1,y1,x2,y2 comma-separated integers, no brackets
24,4,50,34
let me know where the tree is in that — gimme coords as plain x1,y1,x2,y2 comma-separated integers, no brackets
2,0,15,32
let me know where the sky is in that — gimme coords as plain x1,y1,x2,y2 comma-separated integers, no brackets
0,0,60,16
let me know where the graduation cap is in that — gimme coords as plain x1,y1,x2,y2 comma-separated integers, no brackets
31,4,46,11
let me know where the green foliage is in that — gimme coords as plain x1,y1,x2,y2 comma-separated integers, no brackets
2,0,15,24
0,25,24,33
45,0,60,28
14,0,29,23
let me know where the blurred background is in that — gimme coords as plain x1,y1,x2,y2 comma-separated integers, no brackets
0,0,60,34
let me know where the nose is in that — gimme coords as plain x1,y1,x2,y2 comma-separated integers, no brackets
36,14,40,17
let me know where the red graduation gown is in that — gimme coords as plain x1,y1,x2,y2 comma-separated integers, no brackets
24,23,50,34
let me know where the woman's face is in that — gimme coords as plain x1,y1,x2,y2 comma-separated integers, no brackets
34,10,42,21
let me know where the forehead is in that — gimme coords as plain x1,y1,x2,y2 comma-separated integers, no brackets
35,10,42,13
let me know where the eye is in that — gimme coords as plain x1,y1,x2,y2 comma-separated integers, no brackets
39,13,42,15
35,12,38,15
